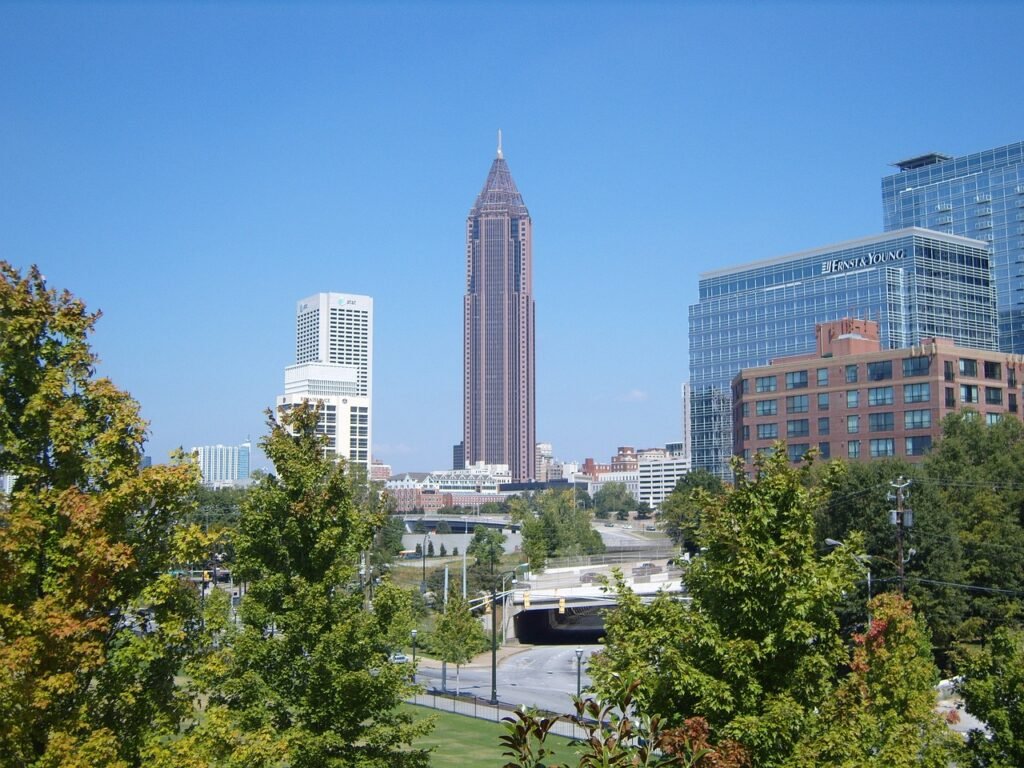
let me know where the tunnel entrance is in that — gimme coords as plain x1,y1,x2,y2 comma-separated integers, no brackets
514,606,607,644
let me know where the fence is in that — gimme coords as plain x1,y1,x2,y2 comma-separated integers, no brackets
408,690,588,740
542,546,680,571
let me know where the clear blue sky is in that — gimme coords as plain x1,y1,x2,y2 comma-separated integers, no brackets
3,1,1022,473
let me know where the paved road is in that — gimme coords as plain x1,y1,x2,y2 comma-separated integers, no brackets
418,644,601,714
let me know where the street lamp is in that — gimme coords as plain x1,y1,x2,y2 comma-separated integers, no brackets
461,516,468,599
575,647,584,698
411,628,418,683
489,568,518,705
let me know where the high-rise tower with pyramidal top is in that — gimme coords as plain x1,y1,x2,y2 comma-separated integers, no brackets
463,133,535,482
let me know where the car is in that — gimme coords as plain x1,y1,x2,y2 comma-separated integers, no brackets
622,524,633,529
604,522,615,527
389,652,409,664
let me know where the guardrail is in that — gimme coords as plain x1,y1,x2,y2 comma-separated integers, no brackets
408,690,587,740
542,546,680,571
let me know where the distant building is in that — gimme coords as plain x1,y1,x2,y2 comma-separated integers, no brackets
536,442,554,481
680,382,692,463
452,441,465,471
733,318,1024,473
1,473,15,495
638,454,690,510
882,141,1024,352
589,470,640,504
192,442,251,488
463,135,536,482
277,292,372,471
370,459,391,483
690,228,996,478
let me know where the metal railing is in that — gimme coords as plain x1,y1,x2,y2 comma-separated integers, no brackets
408,690,587,740
541,545,679,571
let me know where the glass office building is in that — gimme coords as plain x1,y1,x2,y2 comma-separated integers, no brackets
882,141,1024,353
688,228,996,477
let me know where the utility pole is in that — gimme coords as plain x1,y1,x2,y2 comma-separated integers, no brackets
889,476,913,593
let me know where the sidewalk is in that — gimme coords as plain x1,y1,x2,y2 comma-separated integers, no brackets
416,641,531,670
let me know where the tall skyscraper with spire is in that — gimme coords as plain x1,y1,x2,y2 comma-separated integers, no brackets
463,133,536,481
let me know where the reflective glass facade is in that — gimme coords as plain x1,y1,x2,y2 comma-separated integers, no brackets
688,229,996,477
882,141,1024,352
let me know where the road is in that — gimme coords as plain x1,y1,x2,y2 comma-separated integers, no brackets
417,644,602,714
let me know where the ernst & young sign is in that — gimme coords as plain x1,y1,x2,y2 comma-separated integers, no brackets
821,248,905,275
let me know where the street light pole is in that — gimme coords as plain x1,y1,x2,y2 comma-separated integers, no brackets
461,516,468,599
489,585,498,705
575,647,583,699
411,628,418,684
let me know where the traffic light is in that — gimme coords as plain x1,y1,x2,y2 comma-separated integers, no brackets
558,597,566,614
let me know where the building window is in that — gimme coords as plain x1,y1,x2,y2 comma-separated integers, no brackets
742,425,750,440
984,361,1002,380
818,417,830,435
818,442,831,459
817,368,829,387
847,415,860,433
786,395,809,414
945,361,955,382
757,423,778,440
960,359,978,377
755,375,777,393
847,390,860,408
1010,369,1017,388
818,392,830,411
848,440,861,459
868,412,894,432
742,402,750,417
756,399,778,416
867,361,893,381
946,387,956,407
985,387,1003,405
787,419,810,438
905,436,932,456
870,438,896,457
868,386,895,406
961,384,979,403
785,370,809,390
787,443,809,462
902,356,931,377
845,365,858,384
903,382,931,404
741,378,750,394
987,413,1003,426
1010,393,1018,413
904,409,932,430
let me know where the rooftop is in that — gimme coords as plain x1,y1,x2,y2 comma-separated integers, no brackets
891,152,953,171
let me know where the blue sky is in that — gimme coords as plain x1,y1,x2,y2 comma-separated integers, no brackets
2,1,1023,473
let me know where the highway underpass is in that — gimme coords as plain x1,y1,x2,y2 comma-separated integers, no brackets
514,605,607,644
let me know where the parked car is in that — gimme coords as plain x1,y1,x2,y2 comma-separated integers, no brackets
389,652,409,664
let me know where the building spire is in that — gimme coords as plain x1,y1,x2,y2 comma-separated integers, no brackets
497,129,503,159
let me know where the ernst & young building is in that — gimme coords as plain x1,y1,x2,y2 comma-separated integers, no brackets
688,228,996,478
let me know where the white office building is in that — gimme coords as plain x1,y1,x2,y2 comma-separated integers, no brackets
191,442,251,488
638,454,690,511
1,473,16,495
278,292,373,471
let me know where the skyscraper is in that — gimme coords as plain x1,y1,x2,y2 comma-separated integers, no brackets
688,228,995,477
191,442,252,488
463,134,536,482
277,292,373,470
882,141,1024,352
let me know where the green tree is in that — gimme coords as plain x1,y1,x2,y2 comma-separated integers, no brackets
183,404,430,768
594,482,634,519
520,489,604,570
659,469,725,549
467,525,507,571
436,520,452,534
924,413,1024,641
955,627,1024,767
429,593,487,695
790,592,960,767
591,449,860,767
427,540,435,557
0,263,201,766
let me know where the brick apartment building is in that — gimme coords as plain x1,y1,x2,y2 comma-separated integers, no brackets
733,318,1024,472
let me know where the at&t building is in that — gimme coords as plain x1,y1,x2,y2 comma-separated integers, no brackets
688,227,996,477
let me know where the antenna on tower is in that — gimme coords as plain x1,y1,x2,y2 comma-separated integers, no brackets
497,129,503,159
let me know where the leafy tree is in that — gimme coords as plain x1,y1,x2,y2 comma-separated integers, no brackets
427,540,435,557
594,482,634,519
790,592,959,767
467,525,507,571
452,546,459,557
924,413,1024,641
0,263,201,766
591,449,860,767
183,404,431,767
436,520,451,534
429,593,487,695
519,489,604,570
439,542,447,557
659,469,725,549
373,514,406,564
955,627,1024,767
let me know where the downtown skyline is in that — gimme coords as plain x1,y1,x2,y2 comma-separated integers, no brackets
3,3,1024,473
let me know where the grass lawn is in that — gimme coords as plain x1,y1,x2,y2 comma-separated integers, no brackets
405,704,576,768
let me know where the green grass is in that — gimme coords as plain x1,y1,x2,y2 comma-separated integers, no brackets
404,703,576,768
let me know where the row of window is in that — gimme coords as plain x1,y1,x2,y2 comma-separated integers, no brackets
745,356,1017,394
749,408,934,440
745,382,1020,414
747,435,934,464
